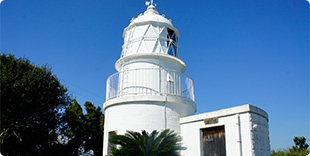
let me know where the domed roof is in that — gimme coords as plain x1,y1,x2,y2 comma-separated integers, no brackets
127,5,174,28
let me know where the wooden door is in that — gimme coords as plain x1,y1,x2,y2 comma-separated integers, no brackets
202,126,226,156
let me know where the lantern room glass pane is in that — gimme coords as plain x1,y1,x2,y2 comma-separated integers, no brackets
167,28,178,57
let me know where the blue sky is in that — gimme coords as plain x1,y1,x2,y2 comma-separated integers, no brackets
1,0,309,150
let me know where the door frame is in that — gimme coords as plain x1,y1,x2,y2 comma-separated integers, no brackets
200,125,226,156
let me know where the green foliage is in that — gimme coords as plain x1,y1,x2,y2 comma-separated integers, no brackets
0,54,72,155
62,100,86,155
271,136,309,156
84,101,105,155
292,136,309,151
271,149,310,156
64,100,104,156
110,129,182,156
0,54,105,155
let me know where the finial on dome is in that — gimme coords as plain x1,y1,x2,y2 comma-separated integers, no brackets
145,0,156,7
144,0,158,14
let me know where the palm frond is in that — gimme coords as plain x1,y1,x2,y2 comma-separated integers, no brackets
109,129,182,156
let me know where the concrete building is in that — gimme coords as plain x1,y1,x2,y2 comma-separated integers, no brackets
180,104,270,156
103,2,270,156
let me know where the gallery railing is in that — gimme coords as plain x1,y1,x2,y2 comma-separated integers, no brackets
106,68,194,102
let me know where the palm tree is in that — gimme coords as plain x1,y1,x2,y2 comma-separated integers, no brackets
109,129,182,156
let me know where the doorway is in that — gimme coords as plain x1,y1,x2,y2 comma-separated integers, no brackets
202,126,226,156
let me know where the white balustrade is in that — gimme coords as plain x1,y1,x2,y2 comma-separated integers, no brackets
106,68,194,102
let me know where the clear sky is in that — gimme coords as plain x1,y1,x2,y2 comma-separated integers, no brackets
1,0,309,150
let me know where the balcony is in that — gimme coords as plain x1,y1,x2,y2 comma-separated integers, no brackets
105,68,194,102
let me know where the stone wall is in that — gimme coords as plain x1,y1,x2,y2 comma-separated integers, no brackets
250,113,270,155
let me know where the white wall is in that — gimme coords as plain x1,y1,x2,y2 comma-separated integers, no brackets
103,97,196,156
180,104,270,156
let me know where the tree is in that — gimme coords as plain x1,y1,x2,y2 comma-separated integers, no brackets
62,100,87,155
110,129,182,156
64,100,104,156
0,54,72,155
271,136,309,156
83,101,105,156
292,136,309,151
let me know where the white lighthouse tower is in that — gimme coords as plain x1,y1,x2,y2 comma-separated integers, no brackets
103,1,271,155
103,1,196,155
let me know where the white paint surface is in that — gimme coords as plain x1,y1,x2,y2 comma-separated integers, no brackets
180,104,270,156
102,3,270,156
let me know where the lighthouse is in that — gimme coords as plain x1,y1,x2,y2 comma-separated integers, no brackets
103,1,271,156
103,1,196,155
